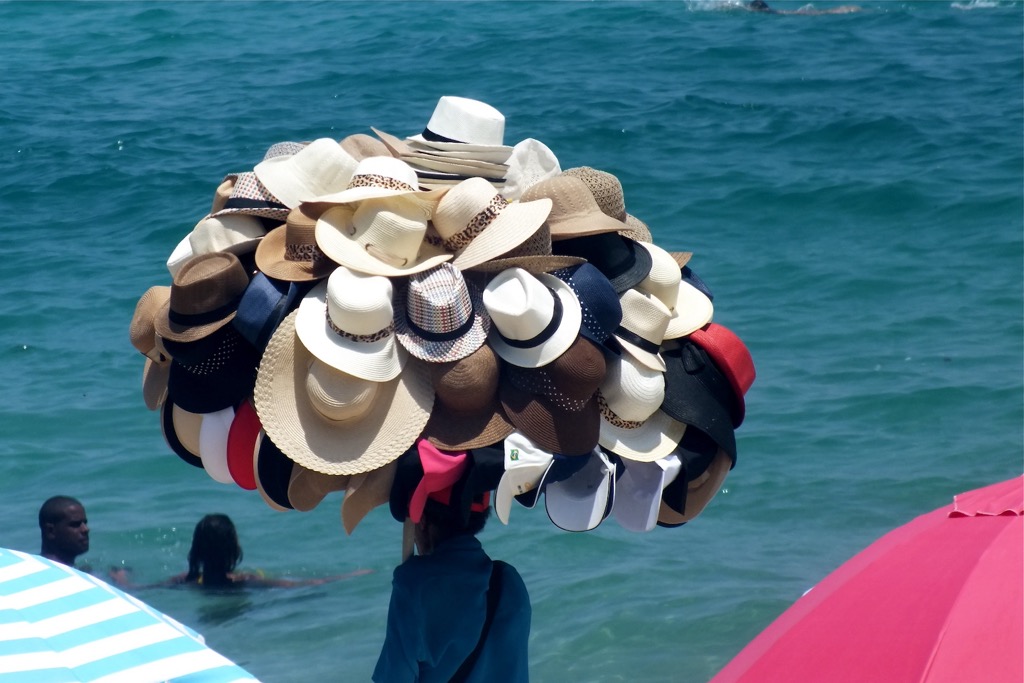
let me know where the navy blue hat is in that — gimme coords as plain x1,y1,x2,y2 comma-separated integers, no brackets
231,272,310,353
551,263,622,347
682,266,713,302
254,432,295,510
552,233,652,294
163,325,260,414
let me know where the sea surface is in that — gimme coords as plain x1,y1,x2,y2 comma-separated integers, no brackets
1,1,1021,681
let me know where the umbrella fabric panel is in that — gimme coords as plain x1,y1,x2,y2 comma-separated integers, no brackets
709,476,1024,683
0,548,261,683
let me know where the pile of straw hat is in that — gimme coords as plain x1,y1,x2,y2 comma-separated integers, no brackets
129,97,755,534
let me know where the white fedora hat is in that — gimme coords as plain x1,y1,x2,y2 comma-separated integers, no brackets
306,156,439,205
295,266,405,383
432,177,551,270
636,241,714,339
315,197,450,277
613,289,672,372
253,138,358,208
166,235,193,278
188,214,266,257
407,96,514,156
613,454,682,532
483,267,582,369
494,431,555,525
597,351,685,462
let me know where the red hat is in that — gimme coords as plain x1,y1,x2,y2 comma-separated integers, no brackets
689,323,755,427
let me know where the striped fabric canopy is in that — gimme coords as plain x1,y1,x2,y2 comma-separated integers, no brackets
0,547,260,683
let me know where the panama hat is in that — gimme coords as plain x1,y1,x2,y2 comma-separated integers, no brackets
658,448,731,526
483,267,582,369
255,205,337,282
231,273,310,354
295,267,404,383
597,351,686,462
500,336,606,456
551,264,623,347
394,263,490,363
690,323,756,427
407,96,514,156
612,454,682,532
374,126,512,170
226,398,261,491
552,232,653,293
306,156,437,205
420,343,513,451
160,399,204,469
494,431,554,524
612,289,672,372
141,356,170,411
165,236,195,279
543,448,617,532
198,406,236,485
210,171,290,222
661,340,738,460
162,324,260,414
502,138,561,201
431,177,551,270
521,175,628,240
636,241,713,339
187,214,266,257
340,461,397,534
315,197,450,277
465,222,584,275
254,311,433,476
561,166,652,242
287,465,350,513
254,138,358,209
156,252,250,343
253,431,295,511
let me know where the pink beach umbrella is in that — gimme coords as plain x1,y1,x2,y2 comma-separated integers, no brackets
709,475,1024,683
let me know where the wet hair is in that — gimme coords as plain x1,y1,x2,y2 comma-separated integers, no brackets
185,514,243,586
39,496,83,530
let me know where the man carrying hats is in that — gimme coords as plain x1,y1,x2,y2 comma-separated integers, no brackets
38,496,90,568
374,443,531,683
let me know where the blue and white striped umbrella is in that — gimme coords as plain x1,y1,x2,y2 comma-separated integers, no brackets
0,547,261,683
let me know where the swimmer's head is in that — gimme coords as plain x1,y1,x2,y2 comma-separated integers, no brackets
748,0,772,10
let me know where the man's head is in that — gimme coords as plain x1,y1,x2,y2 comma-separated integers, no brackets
39,496,89,566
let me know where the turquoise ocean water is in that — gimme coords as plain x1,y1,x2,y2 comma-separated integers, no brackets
1,1,1021,681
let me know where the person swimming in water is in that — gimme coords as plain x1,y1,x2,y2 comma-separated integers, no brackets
748,0,862,14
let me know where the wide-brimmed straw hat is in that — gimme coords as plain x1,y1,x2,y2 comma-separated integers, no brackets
543,448,617,532
611,289,672,372
483,268,582,369
255,205,337,282
636,241,713,339
407,96,514,156
155,252,250,343
690,323,756,428
210,171,290,222
661,340,738,460
561,166,652,242
394,263,490,363
432,177,552,270
295,267,404,383
494,431,554,524
130,286,172,410
465,222,584,275
226,398,261,491
500,335,606,456
306,156,438,205
420,343,513,451
552,232,653,294
198,407,236,485
315,197,451,277
612,455,682,532
658,448,731,526
254,138,358,209
521,175,628,241
597,351,685,462
254,311,433,476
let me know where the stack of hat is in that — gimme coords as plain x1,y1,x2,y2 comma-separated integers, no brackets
128,96,755,535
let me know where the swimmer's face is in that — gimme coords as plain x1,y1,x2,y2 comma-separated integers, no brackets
51,504,90,558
